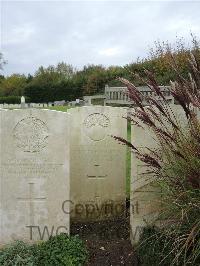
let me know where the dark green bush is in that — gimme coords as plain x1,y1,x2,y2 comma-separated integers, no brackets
33,233,88,266
137,227,176,266
0,233,88,266
0,96,30,104
137,225,200,266
0,240,35,265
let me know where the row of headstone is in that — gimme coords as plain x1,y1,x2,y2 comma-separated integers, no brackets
1,105,190,246
0,103,53,109
0,104,21,109
0,106,127,244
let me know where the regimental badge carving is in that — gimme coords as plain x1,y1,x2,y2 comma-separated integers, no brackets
13,116,49,152
83,113,110,141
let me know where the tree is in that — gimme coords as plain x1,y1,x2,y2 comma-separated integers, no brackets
0,74,27,96
56,62,76,79
76,65,109,95
24,63,78,102
0,53,6,71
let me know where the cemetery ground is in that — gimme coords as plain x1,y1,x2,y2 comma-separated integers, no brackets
71,212,138,265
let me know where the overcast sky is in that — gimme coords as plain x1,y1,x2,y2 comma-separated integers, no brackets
1,0,200,76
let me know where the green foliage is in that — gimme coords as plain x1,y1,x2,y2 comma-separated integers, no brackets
0,74,27,96
0,234,88,266
33,234,88,266
137,224,200,266
126,36,200,86
137,227,173,266
118,42,200,265
2,36,200,102
0,240,36,265
47,106,71,112
23,63,125,102
0,96,30,104
24,63,78,103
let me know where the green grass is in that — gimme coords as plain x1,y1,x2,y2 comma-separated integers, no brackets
91,98,105,105
126,122,131,197
45,106,72,112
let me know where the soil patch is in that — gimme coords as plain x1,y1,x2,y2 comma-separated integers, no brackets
71,215,139,266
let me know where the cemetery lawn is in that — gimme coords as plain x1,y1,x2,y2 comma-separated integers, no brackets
45,106,72,112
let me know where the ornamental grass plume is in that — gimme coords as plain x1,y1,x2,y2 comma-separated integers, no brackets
117,44,200,265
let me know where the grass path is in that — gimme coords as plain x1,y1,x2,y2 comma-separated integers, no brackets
45,106,72,112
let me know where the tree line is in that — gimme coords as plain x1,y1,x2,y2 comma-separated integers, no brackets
0,37,199,103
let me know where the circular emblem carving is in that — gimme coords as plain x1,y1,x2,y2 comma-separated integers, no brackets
83,113,110,141
13,116,49,152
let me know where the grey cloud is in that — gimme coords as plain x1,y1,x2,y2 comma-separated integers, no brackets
1,1,200,75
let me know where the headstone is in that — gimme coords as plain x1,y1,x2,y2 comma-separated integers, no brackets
130,118,160,244
13,104,19,109
69,106,127,221
130,105,191,244
21,96,25,109
0,109,70,244
54,100,65,106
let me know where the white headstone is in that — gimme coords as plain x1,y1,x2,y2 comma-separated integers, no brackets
21,96,25,103
69,106,127,221
130,105,193,244
21,96,26,109
0,109,70,244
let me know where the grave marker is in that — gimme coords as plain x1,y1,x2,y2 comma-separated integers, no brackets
70,106,127,221
0,109,70,244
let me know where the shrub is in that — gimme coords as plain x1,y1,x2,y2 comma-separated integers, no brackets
0,240,35,265
32,234,88,266
137,225,200,266
116,41,200,265
0,96,30,104
0,233,88,266
136,226,173,266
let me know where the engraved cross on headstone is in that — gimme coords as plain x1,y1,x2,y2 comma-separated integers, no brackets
17,182,46,225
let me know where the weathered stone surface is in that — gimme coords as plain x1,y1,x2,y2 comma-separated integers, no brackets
0,109,70,244
130,105,193,244
69,106,127,221
130,115,161,244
